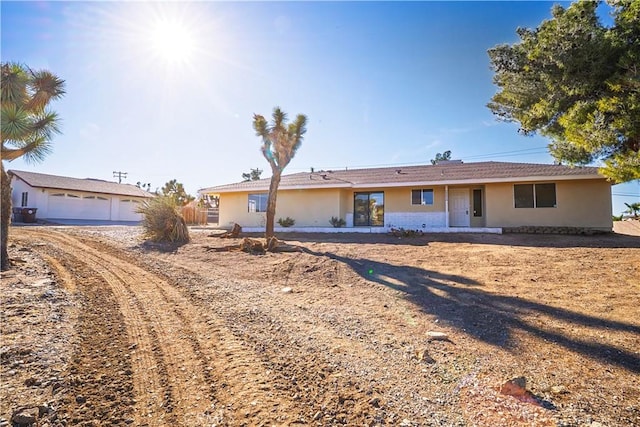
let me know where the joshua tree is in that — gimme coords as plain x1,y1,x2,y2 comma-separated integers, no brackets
253,107,307,239
1,62,65,270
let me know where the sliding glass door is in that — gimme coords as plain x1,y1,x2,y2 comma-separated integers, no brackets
354,192,384,226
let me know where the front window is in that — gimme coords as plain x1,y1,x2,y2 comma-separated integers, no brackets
354,192,384,226
411,189,434,205
514,183,556,208
21,192,28,207
248,193,268,213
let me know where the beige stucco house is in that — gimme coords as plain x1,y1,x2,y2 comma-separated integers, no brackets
198,161,613,234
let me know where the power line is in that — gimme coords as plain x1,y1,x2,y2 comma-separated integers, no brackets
461,146,548,160
113,171,127,183
288,146,550,172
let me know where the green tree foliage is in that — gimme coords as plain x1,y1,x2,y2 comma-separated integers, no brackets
488,0,640,182
1,62,65,270
160,179,194,206
431,150,452,165
253,107,307,239
242,168,263,182
137,196,190,243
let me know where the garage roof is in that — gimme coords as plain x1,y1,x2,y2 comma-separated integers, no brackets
9,170,154,198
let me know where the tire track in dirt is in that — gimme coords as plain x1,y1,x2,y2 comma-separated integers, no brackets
116,253,397,425
28,247,136,426
20,229,311,425
21,229,214,425
74,231,389,424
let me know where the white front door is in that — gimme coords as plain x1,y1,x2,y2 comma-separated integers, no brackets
449,188,470,227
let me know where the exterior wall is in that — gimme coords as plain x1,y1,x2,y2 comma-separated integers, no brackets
485,179,612,230
10,178,34,208
219,179,612,231
339,189,351,226
219,188,343,228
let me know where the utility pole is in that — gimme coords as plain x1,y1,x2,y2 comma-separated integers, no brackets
113,171,127,183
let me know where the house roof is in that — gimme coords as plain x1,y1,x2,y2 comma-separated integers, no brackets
9,170,154,198
199,161,606,194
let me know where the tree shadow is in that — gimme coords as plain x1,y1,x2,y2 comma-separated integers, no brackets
302,248,640,373
276,231,640,249
137,240,189,254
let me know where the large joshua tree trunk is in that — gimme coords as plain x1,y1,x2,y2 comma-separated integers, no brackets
1,164,12,271
265,169,282,239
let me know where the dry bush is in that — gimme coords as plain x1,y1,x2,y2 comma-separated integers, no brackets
137,196,190,243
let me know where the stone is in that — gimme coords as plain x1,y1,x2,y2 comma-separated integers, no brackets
426,331,449,341
550,385,568,394
11,408,38,425
415,349,435,364
499,377,528,397
281,287,293,294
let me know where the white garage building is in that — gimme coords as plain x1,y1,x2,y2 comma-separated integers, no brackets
9,170,154,223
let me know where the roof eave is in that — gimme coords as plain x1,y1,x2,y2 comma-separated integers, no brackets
202,173,605,193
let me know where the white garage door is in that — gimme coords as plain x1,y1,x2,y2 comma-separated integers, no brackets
118,199,143,221
48,193,111,220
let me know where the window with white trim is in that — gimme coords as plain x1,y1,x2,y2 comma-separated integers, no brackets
411,189,434,205
248,193,268,212
514,183,556,208
21,192,28,207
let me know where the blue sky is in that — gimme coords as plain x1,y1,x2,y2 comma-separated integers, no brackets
2,0,638,214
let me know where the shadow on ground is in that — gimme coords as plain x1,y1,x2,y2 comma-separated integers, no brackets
302,248,640,373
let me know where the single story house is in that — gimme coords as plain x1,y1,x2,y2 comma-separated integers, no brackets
8,170,154,223
198,161,613,234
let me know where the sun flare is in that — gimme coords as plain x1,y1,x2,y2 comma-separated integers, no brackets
148,18,196,64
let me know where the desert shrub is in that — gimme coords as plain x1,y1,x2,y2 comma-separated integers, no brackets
389,227,424,237
329,216,346,228
137,196,190,243
277,217,295,227
612,214,624,222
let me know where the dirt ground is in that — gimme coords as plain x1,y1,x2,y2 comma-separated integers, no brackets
1,222,639,426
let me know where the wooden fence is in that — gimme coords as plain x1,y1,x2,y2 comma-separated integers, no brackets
180,206,208,225
180,206,219,225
